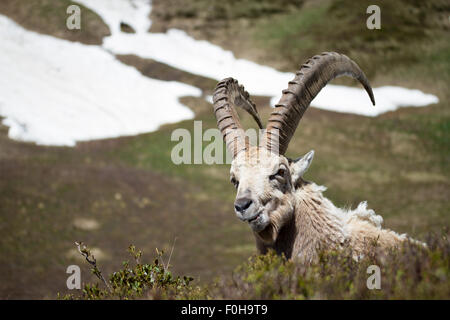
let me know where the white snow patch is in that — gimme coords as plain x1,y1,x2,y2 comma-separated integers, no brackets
77,0,152,35
0,0,440,147
102,29,294,97
271,85,439,117
77,0,438,116
0,15,200,146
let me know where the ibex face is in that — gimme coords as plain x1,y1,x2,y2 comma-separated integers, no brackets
230,146,288,233
230,146,314,239
212,52,375,245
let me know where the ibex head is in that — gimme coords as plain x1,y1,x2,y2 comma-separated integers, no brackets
212,52,375,244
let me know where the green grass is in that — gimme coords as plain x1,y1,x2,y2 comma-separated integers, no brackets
253,0,449,76
255,2,330,60
107,113,235,202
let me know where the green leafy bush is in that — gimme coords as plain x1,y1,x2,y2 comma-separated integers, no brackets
60,245,202,300
61,231,450,300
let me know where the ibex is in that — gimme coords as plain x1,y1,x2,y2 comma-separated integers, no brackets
212,52,420,262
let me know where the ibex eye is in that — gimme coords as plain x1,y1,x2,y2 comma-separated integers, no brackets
269,167,285,181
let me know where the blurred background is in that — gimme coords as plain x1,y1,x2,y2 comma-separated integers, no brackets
0,0,448,299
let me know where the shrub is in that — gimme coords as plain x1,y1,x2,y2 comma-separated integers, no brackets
60,231,450,300
211,232,450,299
60,244,202,300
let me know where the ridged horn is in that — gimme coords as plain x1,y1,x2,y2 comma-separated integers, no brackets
213,78,263,159
264,52,375,155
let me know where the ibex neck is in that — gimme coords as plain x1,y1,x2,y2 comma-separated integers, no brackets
293,182,347,261
257,182,346,261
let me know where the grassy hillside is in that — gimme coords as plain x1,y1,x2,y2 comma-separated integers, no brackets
0,0,448,299
151,0,450,77
0,0,109,44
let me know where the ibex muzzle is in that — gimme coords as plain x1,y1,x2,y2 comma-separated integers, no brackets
234,195,253,216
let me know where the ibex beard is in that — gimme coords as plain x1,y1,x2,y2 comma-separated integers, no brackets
213,52,425,263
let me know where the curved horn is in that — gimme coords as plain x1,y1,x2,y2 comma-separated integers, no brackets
264,52,375,155
213,78,263,159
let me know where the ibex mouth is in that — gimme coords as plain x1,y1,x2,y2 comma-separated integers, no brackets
247,212,261,223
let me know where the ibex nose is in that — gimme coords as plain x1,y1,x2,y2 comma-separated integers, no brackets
234,197,253,214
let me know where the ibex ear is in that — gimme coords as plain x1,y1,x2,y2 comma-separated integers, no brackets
291,150,314,184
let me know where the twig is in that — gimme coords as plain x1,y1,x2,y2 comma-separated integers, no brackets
75,241,111,292
166,237,177,273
